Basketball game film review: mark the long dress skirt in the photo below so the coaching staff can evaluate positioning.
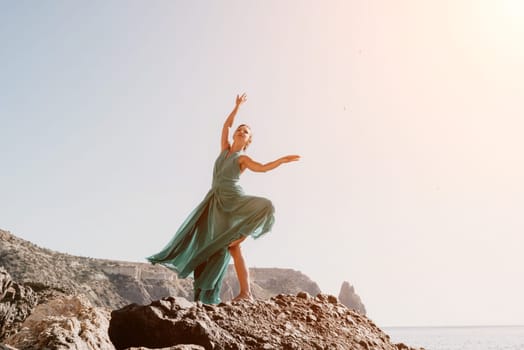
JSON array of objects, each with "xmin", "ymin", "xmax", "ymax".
[{"xmin": 147, "ymin": 149, "xmax": 275, "ymax": 304}]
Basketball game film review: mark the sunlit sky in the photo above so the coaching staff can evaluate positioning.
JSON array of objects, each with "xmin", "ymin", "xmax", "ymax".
[{"xmin": 1, "ymin": 1, "xmax": 523, "ymax": 327}]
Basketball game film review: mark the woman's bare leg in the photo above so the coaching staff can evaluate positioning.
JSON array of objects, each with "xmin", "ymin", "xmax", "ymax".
[{"xmin": 228, "ymin": 237, "xmax": 253, "ymax": 301}]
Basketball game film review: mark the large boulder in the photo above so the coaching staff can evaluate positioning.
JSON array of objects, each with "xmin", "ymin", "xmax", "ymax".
[
  {"xmin": 109, "ymin": 293, "xmax": 423, "ymax": 350},
  {"xmin": 4, "ymin": 294, "xmax": 113, "ymax": 350}
]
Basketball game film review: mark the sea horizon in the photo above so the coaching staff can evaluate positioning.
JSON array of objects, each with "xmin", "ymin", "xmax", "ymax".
[
  {"xmin": 384, "ymin": 325, "xmax": 524, "ymax": 350},
  {"xmin": 384, "ymin": 324, "xmax": 524, "ymax": 329}
]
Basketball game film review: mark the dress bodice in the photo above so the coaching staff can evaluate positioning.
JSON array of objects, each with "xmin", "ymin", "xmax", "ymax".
[{"xmin": 211, "ymin": 149, "xmax": 242, "ymax": 190}]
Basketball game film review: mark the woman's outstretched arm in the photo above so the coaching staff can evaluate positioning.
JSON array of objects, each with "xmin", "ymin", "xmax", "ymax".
[
  {"xmin": 238, "ymin": 155, "xmax": 300, "ymax": 173},
  {"xmin": 221, "ymin": 93, "xmax": 247, "ymax": 151}
]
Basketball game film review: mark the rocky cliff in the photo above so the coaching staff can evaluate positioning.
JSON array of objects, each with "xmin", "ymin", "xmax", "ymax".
[
  {"xmin": 0, "ymin": 229, "xmax": 342, "ymax": 310},
  {"xmin": 108, "ymin": 293, "xmax": 422, "ymax": 350}
]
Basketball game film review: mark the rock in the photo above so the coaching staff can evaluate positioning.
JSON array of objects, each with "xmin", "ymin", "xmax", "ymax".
[
  {"xmin": 395, "ymin": 343, "xmax": 423, "ymax": 350},
  {"xmin": 0, "ymin": 267, "xmax": 38, "ymax": 341},
  {"xmin": 0, "ymin": 267, "xmax": 11, "ymax": 301},
  {"xmin": 296, "ymin": 291, "xmax": 310, "ymax": 299},
  {"xmin": 338, "ymin": 280, "xmax": 367, "ymax": 314},
  {"xmin": 109, "ymin": 297, "xmax": 239, "ymax": 350},
  {"xmin": 327, "ymin": 294, "xmax": 339, "ymax": 303},
  {"xmin": 4, "ymin": 294, "xmax": 114, "ymax": 350},
  {"xmin": 109, "ymin": 292, "xmax": 423, "ymax": 350},
  {"xmin": 125, "ymin": 347, "xmax": 205, "ymax": 350}
]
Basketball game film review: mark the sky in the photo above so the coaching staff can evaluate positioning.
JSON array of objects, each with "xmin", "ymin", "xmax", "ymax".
[{"xmin": 1, "ymin": 0, "xmax": 523, "ymax": 327}]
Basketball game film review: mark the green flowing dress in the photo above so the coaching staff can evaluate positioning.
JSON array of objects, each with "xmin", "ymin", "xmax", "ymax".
[{"xmin": 147, "ymin": 149, "xmax": 275, "ymax": 304}]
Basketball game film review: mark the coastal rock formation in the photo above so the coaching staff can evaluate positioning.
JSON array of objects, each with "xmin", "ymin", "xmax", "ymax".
[
  {"xmin": 0, "ymin": 229, "xmax": 420, "ymax": 350},
  {"xmin": 338, "ymin": 281, "xmax": 367, "ymax": 315},
  {"xmin": 4, "ymin": 294, "xmax": 113, "ymax": 350},
  {"xmin": 109, "ymin": 293, "xmax": 423, "ymax": 350},
  {"xmin": 0, "ymin": 229, "xmax": 326, "ymax": 310}
]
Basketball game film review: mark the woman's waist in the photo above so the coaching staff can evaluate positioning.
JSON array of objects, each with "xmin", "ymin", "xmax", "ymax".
[
  {"xmin": 211, "ymin": 181, "xmax": 243, "ymax": 193},
  {"xmin": 212, "ymin": 177, "xmax": 240, "ymax": 186}
]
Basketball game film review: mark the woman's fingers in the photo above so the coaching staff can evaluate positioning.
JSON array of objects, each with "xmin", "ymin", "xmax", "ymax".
[
  {"xmin": 236, "ymin": 93, "xmax": 247, "ymax": 105},
  {"xmin": 284, "ymin": 155, "xmax": 300, "ymax": 162}
]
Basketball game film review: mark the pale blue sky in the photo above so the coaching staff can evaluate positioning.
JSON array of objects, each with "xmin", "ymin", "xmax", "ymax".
[{"xmin": 1, "ymin": 1, "xmax": 523, "ymax": 327}]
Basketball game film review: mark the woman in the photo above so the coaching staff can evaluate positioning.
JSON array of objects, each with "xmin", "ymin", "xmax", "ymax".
[{"xmin": 147, "ymin": 93, "xmax": 300, "ymax": 304}]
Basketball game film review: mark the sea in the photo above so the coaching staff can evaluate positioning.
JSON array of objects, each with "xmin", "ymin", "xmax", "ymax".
[{"xmin": 384, "ymin": 326, "xmax": 524, "ymax": 350}]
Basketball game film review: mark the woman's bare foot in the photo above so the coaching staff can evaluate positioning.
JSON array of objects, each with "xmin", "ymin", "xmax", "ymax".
[{"xmin": 232, "ymin": 292, "xmax": 254, "ymax": 302}]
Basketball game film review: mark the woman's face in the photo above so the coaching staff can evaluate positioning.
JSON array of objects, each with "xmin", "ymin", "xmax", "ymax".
[
  {"xmin": 235, "ymin": 125, "xmax": 251, "ymax": 140},
  {"xmin": 234, "ymin": 125, "xmax": 252, "ymax": 148}
]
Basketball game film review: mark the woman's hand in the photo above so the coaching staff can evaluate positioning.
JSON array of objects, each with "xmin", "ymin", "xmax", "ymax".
[
  {"xmin": 236, "ymin": 93, "xmax": 247, "ymax": 107},
  {"xmin": 280, "ymin": 155, "xmax": 301, "ymax": 163}
]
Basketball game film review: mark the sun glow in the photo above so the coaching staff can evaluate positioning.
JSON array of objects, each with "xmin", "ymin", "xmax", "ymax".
[
  {"xmin": 499, "ymin": 0, "xmax": 524, "ymax": 20},
  {"xmin": 485, "ymin": 0, "xmax": 524, "ymax": 36},
  {"xmin": 467, "ymin": 0, "xmax": 524, "ymax": 59}
]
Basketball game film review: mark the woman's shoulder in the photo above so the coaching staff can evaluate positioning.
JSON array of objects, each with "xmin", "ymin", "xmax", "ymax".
[{"xmin": 237, "ymin": 153, "xmax": 251, "ymax": 160}]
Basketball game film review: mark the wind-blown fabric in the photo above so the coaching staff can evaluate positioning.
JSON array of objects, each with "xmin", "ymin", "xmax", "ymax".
[{"xmin": 147, "ymin": 149, "xmax": 275, "ymax": 303}]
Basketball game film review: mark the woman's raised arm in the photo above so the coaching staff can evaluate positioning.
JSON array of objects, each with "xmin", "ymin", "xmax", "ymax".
[{"xmin": 221, "ymin": 93, "xmax": 247, "ymax": 151}]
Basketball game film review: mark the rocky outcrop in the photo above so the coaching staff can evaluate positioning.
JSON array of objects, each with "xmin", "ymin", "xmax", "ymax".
[
  {"xmin": 4, "ymin": 294, "xmax": 113, "ymax": 350},
  {"xmin": 109, "ymin": 293, "xmax": 423, "ymax": 350},
  {"xmin": 338, "ymin": 281, "xmax": 367, "ymax": 315},
  {"xmin": 0, "ymin": 267, "xmax": 38, "ymax": 340}
]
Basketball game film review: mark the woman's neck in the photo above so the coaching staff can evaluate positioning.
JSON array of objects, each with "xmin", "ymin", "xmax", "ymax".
[{"xmin": 229, "ymin": 142, "xmax": 244, "ymax": 153}]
